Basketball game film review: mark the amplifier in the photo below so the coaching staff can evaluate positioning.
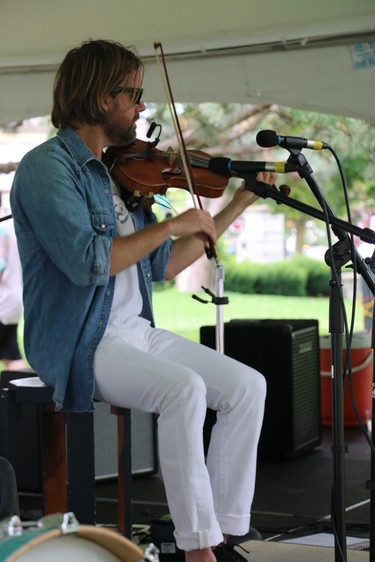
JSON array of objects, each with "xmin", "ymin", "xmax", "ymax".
[
  {"xmin": 200, "ymin": 319, "xmax": 322, "ymax": 460},
  {"xmin": 94, "ymin": 402, "xmax": 157, "ymax": 479}
]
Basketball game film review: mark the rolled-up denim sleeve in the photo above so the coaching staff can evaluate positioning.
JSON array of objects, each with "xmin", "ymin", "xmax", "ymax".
[{"xmin": 150, "ymin": 238, "xmax": 173, "ymax": 281}]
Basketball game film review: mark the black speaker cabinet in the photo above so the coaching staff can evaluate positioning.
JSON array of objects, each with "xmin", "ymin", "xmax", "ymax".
[{"xmin": 200, "ymin": 319, "xmax": 322, "ymax": 460}]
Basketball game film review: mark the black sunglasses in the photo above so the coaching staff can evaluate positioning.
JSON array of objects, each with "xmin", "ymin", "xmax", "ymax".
[{"xmin": 110, "ymin": 86, "xmax": 143, "ymax": 105}]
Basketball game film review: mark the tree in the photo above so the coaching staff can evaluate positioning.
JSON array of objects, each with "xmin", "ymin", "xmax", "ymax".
[
  {"xmin": 2, "ymin": 106, "xmax": 375, "ymax": 279},
  {"xmin": 257, "ymin": 108, "xmax": 375, "ymax": 251},
  {"xmin": 146, "ymin": 103, "xmax": 375, "ymax": 260}
]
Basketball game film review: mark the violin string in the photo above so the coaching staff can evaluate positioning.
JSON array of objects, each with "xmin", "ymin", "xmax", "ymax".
[{"xmin": 189, "ymin": 154, "xmax": 210, "ymax": 168}]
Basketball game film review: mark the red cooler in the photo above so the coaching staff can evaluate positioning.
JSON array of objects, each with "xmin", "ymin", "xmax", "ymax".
[{"xmin": 320, "ymin": 332, "xmax": 373, "ymax": 426}]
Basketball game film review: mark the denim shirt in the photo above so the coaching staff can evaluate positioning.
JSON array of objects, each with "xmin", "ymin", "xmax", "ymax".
[{"xmin": 10, "ymin": 127, "xmax": 172, "ymax": 412}]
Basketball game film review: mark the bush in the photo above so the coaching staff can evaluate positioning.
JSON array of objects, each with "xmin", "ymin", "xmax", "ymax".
[
  {"xmin": 292, "ymin": 255, "xmax": 330, "ymax": 296},
  {"xmin": 223, "ymin": 255, "xmax": 330, "ymax": 297},
  {"xmin": 256, "ymin": 260, "xmax": 307, "ymax": 296},
  {"xmin": 224, "ymin": 259, "xmax": 257, "ymax": 293}
]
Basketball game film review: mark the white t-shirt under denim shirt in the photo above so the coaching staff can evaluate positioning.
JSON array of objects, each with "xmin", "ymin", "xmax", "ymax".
[{"xmin": 104, "ymin": 180, "xmax": 151, "ymax": 345}]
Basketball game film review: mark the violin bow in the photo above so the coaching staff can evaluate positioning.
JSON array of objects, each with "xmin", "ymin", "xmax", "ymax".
[
  {"xmin": 154, "ymin": 42, "xmax": 227, "ymax": 353},
  {"xmin": 154, "ymin": 42, "xmax": 217, "ymax": 262}
]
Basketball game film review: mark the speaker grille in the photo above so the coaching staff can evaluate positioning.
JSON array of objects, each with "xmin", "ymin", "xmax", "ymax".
[{"xmin": 290, "ymin": 327, "xmax": 321, "ymax": 454}]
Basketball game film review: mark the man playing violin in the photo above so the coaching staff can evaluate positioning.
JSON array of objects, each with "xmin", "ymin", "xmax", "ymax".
[{"xmin": 10, "ymin": 40, "xmax": 278, "ymax": 562}]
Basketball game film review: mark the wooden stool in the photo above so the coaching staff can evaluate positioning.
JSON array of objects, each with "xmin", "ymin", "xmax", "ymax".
[{"xmin": 0, "ymin": 370, "xmax": 133, "ymax": 538}]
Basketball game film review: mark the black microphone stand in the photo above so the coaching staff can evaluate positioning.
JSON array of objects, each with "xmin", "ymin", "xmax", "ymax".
[
  {"xmin": 287, "ymin": 149, "xmax": 375, "ymax": 562},
  {"xmin": 241, "ymin": 165, "xmax": 375, "ymax": 562}
]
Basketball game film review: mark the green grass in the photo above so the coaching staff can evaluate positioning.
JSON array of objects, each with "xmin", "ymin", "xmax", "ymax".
[
  {"xmin": 13, "ymin": 289, "xmax": 367, "ymax": 368},
  {"xmin": 153, "ymin": 288, "xmax": 366, "ymax": 342}
]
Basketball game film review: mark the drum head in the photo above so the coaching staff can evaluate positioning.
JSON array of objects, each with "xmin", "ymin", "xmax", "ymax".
[
  {"xmin": 13, "ymin": 534, "xmax": 121, "ymax": 561},
  {"xmin": 3, "ymin": 525, "xmax": 143, "ymax": 562}
]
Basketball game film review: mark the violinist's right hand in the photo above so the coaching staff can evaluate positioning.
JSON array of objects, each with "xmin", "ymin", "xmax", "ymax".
[{"xmin": 166, "ymin": 208, "xmax": 217, "ymax": 245}]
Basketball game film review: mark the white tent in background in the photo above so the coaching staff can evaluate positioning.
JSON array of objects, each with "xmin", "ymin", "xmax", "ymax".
[{"xmin": 0, "ymin": 0, "xmax": 374, "ymax": 126}]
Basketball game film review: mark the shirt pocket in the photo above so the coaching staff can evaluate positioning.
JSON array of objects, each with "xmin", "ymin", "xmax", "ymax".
[{"xmin": 90, "ymin": 209, "xmax": 115, "ymax": 235}]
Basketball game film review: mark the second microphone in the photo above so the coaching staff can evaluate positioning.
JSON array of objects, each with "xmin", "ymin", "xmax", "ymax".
[{"xmin": 208, "ymin": 157, "xmax": 300, "ymax": 176}]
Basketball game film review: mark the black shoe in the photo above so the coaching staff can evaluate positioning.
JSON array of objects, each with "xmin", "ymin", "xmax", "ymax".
[
  {"xmin": 228, "ymin": 527, "xmax": 263, "ymax": 543},
  {"xmin": 214, "ymin": 544, "xmax": 250, "ymax": 562}
]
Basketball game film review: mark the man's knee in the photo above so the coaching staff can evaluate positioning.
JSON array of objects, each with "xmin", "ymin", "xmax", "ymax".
[{"xmin": 235, "ymin": 366, "xmax": 267, "ymax": 404}]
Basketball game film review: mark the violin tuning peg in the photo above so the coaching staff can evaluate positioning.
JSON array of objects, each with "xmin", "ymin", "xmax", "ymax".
[
  {"xmin": 279, "ymin": 184, "xmax": 291, "ymax": 197},
  {"xmin": 273, "ymin": 183, "xmax": 291, "ymax": 204}
]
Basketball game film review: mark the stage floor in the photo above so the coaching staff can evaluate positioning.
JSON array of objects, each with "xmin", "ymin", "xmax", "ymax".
[
  {"xmin": 18, "ymin": 425, "xmax": 372, "ymax": 556},
  {"xmin": 240, "ymin": 538, "xmax": 369, "ymax": 562}
]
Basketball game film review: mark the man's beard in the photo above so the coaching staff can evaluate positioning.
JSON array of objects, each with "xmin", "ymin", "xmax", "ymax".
[{"xmin": 103, "ymin": 117, "xmax": 137, "ymax": 147}]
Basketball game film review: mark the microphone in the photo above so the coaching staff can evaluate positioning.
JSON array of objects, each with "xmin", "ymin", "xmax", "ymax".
[
  {"xmin": 208, "ymin": 157, "xmax": 299, "ymax": 176},
  {"xmin": 256, "ymin": 129, "xmax": 328, "ymax": 151}
]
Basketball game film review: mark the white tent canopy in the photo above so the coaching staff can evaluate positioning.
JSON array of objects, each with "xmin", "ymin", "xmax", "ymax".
[{"xmin": 1, "ymin": 0, "xmax": 375, "ymax": 126}]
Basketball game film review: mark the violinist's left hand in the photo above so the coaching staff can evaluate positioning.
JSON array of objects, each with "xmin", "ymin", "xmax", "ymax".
[{"xmin": 231, "ymin": 171, "xmax": 279, "ymax": 212}]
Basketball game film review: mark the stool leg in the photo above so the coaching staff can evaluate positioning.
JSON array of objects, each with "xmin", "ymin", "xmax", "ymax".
[
  {"xmin": 41, "ymin": 406, "xmax": 67, "ymax": 514},
  {"xmin": 65, "ymin": 412, "xmax": 96, "ymax": 524},
  {"xmin": 111, "ymin": 406, "xmax": 132, "ymax": 538}
]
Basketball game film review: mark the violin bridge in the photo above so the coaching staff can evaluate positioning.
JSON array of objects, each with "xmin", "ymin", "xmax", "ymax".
[{"xmin": 167, "ymin": 147, "xmax": 176, "ymax": 166}]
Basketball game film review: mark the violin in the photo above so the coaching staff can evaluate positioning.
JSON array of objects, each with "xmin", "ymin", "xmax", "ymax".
[
  {"xmin": 103, "ymin": 138, "xmax": 291, "ymax": 209},
  {"xmin": 103, "ymin": 138, "xmax": 230, "ymax": 206}
]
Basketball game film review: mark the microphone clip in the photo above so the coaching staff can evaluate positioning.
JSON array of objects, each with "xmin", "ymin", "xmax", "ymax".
[
  {"xmin": 192, "ymin": 286, "xmax": 229, "ymax": 306},
  {"xmin": 146, "ymin": 121, "xmax": 162, "ymax": 148}
]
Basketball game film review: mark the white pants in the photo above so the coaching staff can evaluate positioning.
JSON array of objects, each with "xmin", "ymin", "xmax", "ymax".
[{"xmin": 94, "ymin": 326, "xmax": 266, "ymax": 551}]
